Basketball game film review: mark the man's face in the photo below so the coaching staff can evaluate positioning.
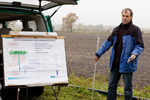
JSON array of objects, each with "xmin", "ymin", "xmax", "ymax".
[{"xmin": 122, "ymin": 10, "xmax": 132, "ymax": 24}]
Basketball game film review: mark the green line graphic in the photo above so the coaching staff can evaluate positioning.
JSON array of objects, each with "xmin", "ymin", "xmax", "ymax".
[
  {"xmin": 9, "ymin": 50, "xmax": 28, "ymax": 71},
  {"xmin": 9, "ymin": 50, "xmax": 28, "ymax": 55},
  {"xmin": 18, "ymin": 54, "xmax": 20, "ymax": 71}
]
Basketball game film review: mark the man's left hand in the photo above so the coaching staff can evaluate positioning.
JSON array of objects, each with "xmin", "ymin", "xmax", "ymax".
[{"xmin": 130, "ymin": 54, "xmax": 136, "ymax": 62}]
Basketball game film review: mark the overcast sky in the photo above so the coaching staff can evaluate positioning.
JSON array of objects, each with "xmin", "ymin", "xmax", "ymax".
[
  {"xmin": 1, "ymin": 0, "xmax": 150, "ymax": 28},
  {"xmin": 43, "ymin": 0, "xmax": 150, "ymax": 28}
]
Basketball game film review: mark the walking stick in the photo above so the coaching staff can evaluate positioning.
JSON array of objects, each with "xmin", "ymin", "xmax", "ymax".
[{"xmin": 91, "ymin": 33, "xmax": 100, "ymax": 100}]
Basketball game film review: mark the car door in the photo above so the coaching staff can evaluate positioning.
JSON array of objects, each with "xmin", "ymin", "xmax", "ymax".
[{"xmin": 0, "ymin": 0, "xmax": 77, "ymax": 11}]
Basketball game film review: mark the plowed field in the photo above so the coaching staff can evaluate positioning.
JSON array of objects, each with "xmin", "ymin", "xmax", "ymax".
[{"xmin": 58, "ymin": 32, "xmax": 150, "ymax": 89}]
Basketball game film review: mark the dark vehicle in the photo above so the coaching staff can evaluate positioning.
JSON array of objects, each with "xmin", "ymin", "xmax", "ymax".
[{"xmin": 0, "ymin": 0, "xmax": 77, "ymax": 99}]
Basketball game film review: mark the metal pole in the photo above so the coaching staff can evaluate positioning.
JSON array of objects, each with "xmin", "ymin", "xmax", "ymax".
[
  {"xmin": 46, "ymin": 6, "xmax": 62, "ymax": 22},
  {"xmin": 38, "ymin": 0, "xmax": 42, "ymax": 14},
  {"xmin": 53, "ymin": 86, "xmax": 58, "ymax": 100},
  {"xmin": 17, "ymin": 88, "xmax": 20, "ymax": 100},
  {"xmin": 91, "ymin": 33, "xmax": 100, "ymax": 100}
]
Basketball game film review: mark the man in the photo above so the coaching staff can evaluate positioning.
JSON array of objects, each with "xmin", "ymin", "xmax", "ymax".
[{"xmin": 94, "ymin": 8, "xmax": 144, "ymax": 100}]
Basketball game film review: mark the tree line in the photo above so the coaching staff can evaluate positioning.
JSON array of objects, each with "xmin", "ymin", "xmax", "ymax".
[{"xmin": 59, "ymin": 13, "xmax": 114, "ymax": 32}]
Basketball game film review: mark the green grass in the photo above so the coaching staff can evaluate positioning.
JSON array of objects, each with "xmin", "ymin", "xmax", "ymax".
[{"xmin": 30, "ymin": 73, "xmax": 150, "ymax": 100}]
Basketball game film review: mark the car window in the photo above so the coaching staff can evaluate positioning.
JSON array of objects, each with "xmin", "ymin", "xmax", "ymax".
[
  {"xmin": 0, "ymin": 23, "xmax": 2, "ymax": 28},
  {"xmin": 6, "ymin": 20, "xmax": 37, "ymax": 32},
  {"xmin": 6, "ymin": 20, "xmax": 22, "ymax": 31},
  {"xmin": 28, "ymin": 21, "xmax": 37, "ymax": 31}
]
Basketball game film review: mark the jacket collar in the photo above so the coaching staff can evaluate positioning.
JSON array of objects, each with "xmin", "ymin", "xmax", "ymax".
[{"xmin": 114, "ymin": 20, "xmax": 133, "ymax": 35}]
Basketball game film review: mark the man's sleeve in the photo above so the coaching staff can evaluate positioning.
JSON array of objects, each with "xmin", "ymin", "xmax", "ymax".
[
  {"xmin": 131, "ymin": 27, "xmax": 145, "ymax": 56},
  {"xmin": 95, "ymin": 31, "xmax": 115, "ymax": 58}
]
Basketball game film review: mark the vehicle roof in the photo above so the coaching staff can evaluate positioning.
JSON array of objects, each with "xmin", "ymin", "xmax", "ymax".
[{"xmin": 0, "ymin": 0, "xmax": 77, "ymax": 11}]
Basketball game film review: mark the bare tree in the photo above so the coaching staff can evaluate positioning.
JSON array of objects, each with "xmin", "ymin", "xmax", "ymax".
[{"xmin": 62, "ymin": 13, "xmax": 78, "ymax": 32}]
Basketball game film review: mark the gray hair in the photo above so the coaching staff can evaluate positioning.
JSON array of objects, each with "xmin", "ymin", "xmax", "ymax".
[{"xmin": 122, "ymin": 8, "xmax": 133, "ymax": 17}]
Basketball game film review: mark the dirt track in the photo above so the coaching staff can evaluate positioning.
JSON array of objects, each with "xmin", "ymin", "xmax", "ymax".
[{"xmin": 58, "ymin": 32, "xmax": 150, "ymax": 89}]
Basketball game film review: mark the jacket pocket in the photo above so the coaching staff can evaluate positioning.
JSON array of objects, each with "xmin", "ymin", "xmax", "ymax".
[{"xmin": 123, "ymin": 57, "xmax": 134, "ymax": 71}]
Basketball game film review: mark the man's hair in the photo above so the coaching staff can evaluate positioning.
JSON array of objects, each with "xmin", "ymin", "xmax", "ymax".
[{"xmin": 122, "ymin": 8, "xmax": 133, "ymax": 17}]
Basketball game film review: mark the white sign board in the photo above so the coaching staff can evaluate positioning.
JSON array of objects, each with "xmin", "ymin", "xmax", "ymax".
[{"xmin": 2, "ymin": 37, "xmax": 68, "ymax": 87}]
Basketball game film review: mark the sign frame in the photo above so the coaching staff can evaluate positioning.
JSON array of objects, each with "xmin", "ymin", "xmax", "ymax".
[{"xmin": 2, "ymin": 35, "xmax": 68, "ymax": 88}]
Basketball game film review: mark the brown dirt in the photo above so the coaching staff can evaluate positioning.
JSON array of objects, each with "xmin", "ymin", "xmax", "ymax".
[{"xmin": 58, "ymin": 32, "xmax": 150, "ymax": 89}]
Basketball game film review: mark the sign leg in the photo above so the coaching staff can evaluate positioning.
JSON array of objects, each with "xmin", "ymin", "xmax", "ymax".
[
  {"xmin": 17, "ymin": 88, "xmax": 20, "ymax": 100},
  {"xmin": 53, "ymin": 86, "xmax": 57, "ymax": 100}
]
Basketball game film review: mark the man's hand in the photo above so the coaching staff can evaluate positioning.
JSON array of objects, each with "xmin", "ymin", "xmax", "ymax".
[
  {"xmin": 130, "ymin": 54, "xmax": 136, "ymax": 61},
  {"xmin": 94, "ymin": 56, "xmax": 99, "ymax": 63},
  {"xmin": 127, "ymin": 54, "xmax": 136, "ymax": 63}
]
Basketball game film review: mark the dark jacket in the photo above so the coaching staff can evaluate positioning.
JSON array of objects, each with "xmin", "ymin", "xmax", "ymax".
[{"xmin": 95, "ymin": 22, "xmax": 144, "ymax": 73}]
